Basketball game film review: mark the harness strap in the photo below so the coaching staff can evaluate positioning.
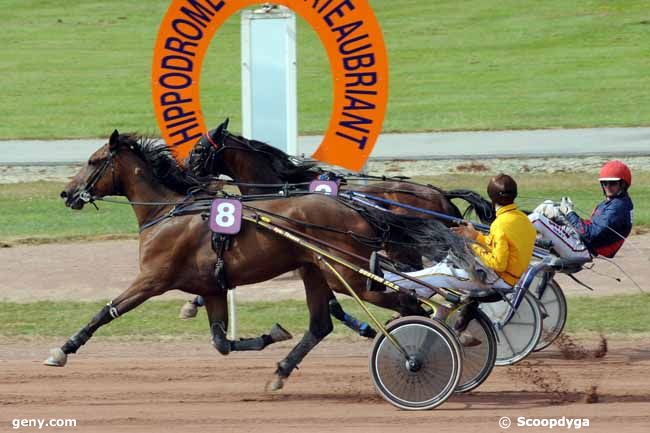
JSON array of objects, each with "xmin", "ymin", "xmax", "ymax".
[
  {"xmin": 211, "ymin": 233, "xmax": 231, "ymax": 290},
  {"xmin": 204, "ymin": 133, "xmax": 221, "ymax": 150}
]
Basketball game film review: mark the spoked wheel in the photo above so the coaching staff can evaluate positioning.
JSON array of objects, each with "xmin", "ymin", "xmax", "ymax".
[
  {"xmin": 533, "ymin": 279, "xmax": 567, "ymax": 352},
  {"xmin": 479, "ymin": 291, "xmax": 543, "ymax": 366},
  {"xmin": 370, "ymin": 316, "xmax": 462, "ymax": 410},
  {"xmin": 449, "ymin": 307, "xmax": 497, "ymax": 393}
]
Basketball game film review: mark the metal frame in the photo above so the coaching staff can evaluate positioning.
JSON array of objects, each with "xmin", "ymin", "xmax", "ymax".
[{"xmin": 242, "ymin": 213, "xmax": 469, "ymax": 358}]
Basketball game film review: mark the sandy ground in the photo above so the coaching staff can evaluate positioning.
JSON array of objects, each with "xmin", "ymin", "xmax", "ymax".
[
  {"xmin": 1, "ymin": 235, "xmax": 650, "ymax": 432},
  {"xmin": 1, "ymin": 234, "xmax": 648, "ymax": 303},
  {"xmin": 1, "ymin": 339, "xmax": 649, "ymax": 433}
]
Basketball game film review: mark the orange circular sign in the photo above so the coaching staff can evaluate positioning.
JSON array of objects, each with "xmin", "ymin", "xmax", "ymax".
[{"xmin": 152, "ymin": 0, "xmax": 388, "ymax": 171}]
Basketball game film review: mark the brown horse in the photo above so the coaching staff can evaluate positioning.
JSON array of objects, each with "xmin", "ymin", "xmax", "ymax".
[{"xmin": 48, "ymin": 131, "xmax": 472, "ymax": 391}]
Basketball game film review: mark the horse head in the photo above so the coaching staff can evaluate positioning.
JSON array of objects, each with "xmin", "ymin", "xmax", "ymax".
[
  {"xmin": 187, "ymin": 119, "xmax": 321, "ymax": 190},
  {"xmin": 61, "ymin": 130, "xmax": 126, "ymax": 209},
  {"xmin": 62, "ymin": 130, "xmax": 198, "ymax": 210},
  {"xmin": 187, "ymin": 118, "xmax": 230, "ymax": 178}
]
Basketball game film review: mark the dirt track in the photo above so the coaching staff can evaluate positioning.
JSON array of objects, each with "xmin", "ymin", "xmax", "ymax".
[
  {"xmin": 2, "ymin": 235, "xmax": 650, "ymax": 432},
  {"xmin": 1, "ymin": 339, "xmax": 649, "ymax": 433}
]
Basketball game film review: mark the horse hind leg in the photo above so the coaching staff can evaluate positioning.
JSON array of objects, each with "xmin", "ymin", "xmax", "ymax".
[
  {"xmin": 328, "ymin": 296, "xmax": 376, "ymax": 339},
  {"xmin": 267, "ymin": 265, "xmax": 334, "ymax": 392},
  {"xmin": 203, "ymin": 294, "xmax": 292, "ymax": 356}
]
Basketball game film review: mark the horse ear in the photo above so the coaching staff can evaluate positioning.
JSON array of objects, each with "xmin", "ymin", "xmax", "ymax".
[
  {"xmin": 208, "ymin": 118, "xmax": 229, "ymax": 144},
  {"xmin": 109, "ymin": 129, "xmax": 120, "ymax": 150}
]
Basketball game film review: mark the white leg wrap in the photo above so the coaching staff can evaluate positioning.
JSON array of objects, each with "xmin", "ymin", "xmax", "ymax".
[{"xmin": 107, "ymin": 303, "xmax": 121, "ymax": 319}]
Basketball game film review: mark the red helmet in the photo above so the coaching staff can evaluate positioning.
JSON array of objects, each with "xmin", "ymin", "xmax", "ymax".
[{"xmin": 599, "ymin": 160, "xmax": 632, "ymax": 187}]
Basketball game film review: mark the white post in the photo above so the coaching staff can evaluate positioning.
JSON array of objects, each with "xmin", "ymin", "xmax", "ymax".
[
  {"xmin": 241, "ymin": 5, "xmax": 297, "ymax": 155},
  {"xmin": 227, "ymin": 290, "xmax": 237, "ymax": 340},
  {"xmin": 232, "ymin": 5, "xmax": 298, "ymax": 339}
]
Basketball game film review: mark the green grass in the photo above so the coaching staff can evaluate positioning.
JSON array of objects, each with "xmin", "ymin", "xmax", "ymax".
[
  {"xmin": 2, "ymin": 172, "xmax": 648, "ymax": 243},
  {"xmin": 564, "ymin": 294, "xmax": 650, "ymax": 335},
  {"xmin": 2, "ymin": 0, "xmax": 649, "ymax": 139},
  {"xmin": 0, "ymin": 299, "xmax": 393, "ymax": 339},
  {"xmin": 1, "ymin": 294, "xmax": 648, "ymax": 338},
  {"xmin": 0, "ymin": 182, "xmax": 137, "ymax": 242}
]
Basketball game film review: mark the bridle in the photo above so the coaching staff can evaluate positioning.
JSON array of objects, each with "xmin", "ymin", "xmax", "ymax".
[
  {"xmin": 76, "ymin": 147, "xmax": 118, "ymax": 205},
  {"xmin": 202, "ymin": 130, "xmax": 262, "ymax": 156},
  {"xmin": 199, "ymin": 130, "xmax": 300, "ymax": 173},
  {"xmin": 196, "ymin": 131, "xmax": 254, "ymax": 178}
]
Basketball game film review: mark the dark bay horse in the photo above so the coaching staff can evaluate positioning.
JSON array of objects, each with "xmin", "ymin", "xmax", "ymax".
[
  {"xmin": 188, "ymin": 119, "xmax": 494, "ymax": 269},
  {"xmin": 48, "ymin": 131, "xmax": 473, "ymax": 391}
]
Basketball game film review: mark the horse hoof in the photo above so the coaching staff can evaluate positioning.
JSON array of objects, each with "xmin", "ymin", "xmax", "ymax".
[
  {"xmin": 43, "ymin": 348, "xmax": 67, "ymax": 367},
  {"xmin": 179, "ymin": 301, "xmax": 198, "ymax": 319},
  {"xmin": 265, "ymin": 376, "xmax": 285, "ymax": 392},
  {"xmin": 269, "ymin": 323, "xmax": 292, "ymax": 343}
]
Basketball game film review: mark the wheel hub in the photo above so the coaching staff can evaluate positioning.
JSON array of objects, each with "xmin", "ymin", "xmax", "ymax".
[{"xmin": 405, "ymin": 356, "xmax": 422, "ymax": 372}]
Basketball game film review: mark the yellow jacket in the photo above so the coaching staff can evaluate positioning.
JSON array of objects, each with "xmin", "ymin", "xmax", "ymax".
[{"xmin": 472, "ymin": 203, "xmax": 536, "ymax": 286}]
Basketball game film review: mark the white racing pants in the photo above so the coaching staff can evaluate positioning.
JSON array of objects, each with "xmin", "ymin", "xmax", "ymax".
[{"xmin": 383, "ymin": 257, "xmax": 512, "ymax": 299}]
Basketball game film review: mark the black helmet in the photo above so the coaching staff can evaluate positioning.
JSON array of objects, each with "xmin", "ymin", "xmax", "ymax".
[{"xmin": 487, "ymin": 173, "xmax": 517, "ymax": 206}]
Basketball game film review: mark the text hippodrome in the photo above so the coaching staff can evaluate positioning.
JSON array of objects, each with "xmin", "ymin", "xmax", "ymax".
[{"xmin": 157, "ymin": 0, "xmax": 381, "ymax": 150}]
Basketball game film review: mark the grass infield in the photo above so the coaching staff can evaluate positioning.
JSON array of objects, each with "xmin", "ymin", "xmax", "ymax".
[
  {"xmin": 2, "ymin": 0, "xmax": 649, "ymax": 139},
  {"xmin": 1, "ymin": 294, "xmax": 648, "ymax": 338}
]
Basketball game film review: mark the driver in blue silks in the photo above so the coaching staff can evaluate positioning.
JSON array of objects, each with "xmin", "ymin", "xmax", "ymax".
[{"xmin": 532, "ymin": 160, "xmax": 634, "ymax": 260}]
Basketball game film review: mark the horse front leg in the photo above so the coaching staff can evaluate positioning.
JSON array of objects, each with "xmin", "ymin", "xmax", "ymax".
[
  {"xmin": 267, "ymin": 264, "xmax": 334, "ymax": 392},
  {"xmin": 203, "ymin": 293, "xmax": 292, "ymax": 356},
  {"xmin": 43, "ymin": 274, "xmax": 164, "ymax": 367}
]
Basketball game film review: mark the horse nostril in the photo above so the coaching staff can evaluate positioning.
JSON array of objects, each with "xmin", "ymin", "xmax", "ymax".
[{"xmin": 60, "ymin": 191, "xmax": 68, "ymax": 199}]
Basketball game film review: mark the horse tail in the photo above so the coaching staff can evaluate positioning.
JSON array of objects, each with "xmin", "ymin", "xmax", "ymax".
[
  {"xmin": 443, "ymin": 189, "xmax": 495, "ymax": 224},
  {"xmin": 351, "ymin": 201, "xmax": 476, "ymax": 268}
]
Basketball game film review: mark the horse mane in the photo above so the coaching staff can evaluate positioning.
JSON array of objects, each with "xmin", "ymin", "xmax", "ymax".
[
  {"xmin": 187, "ymin": 136, "xmax": 216, "ymax": 179},
  {"xmin": 117, "ymin": 134, "xmax": 200, "ymax": 195},
  {"xmin": 228, "ymin": 132, "xmax": 323, "ymax": 183},
  {"xmin": 186, "ymin": 118, "xmax": 322, "ymax": 183}
]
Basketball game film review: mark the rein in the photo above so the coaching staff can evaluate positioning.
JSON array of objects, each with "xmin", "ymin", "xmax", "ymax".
[
  {"xmin": 242, "ymin": 202, "xmax": 384, "ymax": 249},
  {"xmin": 195, "ymin": 176, "xmax": 442, "ymax": 202},
  {"xmin": 88, "ymin": 191, "xmax": 379, "ymax": 243}
]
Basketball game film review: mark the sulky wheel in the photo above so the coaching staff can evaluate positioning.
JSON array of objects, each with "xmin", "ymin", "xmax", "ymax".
[
  {"xmin": 450, "ymin": 307, "xmax": 497, "ymax": 393},
  {"xmin": 479, "ymin": 291, "xmax": 543, "ymax": 366},
  {"xmin": 369, "ymin": 316, "xmax": 462, "ymax": 410},
  {"xmin": 533, "ymin": 278, "xmax": 567, "ymax": 352}
]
